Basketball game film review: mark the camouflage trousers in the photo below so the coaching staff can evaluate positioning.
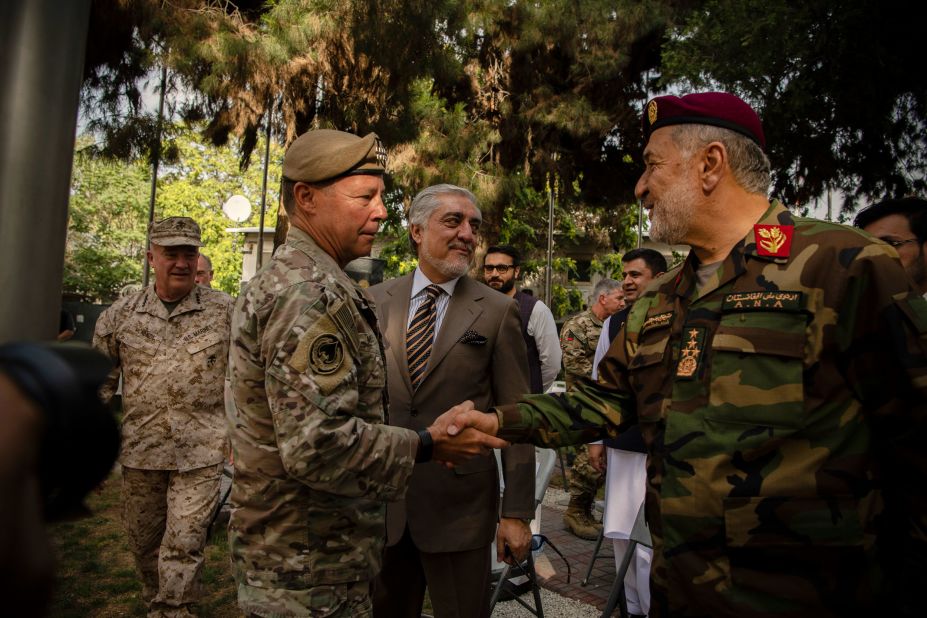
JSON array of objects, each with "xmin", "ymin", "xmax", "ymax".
[
  {"xmin": 242, "ymin": 580, "xmax": 372, "ymax": 618},
  {"xmin": 122, "ymin": 464, "xmax": 222, "ymax": 618},
  {"xmin": 568, "ymin": 445, "xmax": 604, "ymax": 504}
]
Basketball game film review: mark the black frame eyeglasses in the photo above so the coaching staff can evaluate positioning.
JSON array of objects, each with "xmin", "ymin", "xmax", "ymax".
[{"xmin": 483, "ymin": 264, "xmax": 514, "ymax": 274}]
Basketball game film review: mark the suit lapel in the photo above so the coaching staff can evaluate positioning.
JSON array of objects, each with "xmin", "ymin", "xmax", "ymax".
[
  {"xmin": 420, "ymin": 277, "xmax": 483, "ymax": 386},
  {"xmin": 383, "ymin": 275, "xmax": 415, "ymax": 394}
]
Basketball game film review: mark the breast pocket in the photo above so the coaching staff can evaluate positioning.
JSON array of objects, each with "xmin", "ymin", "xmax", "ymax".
[
  {"xmin": 120, "ymin": 332, "xmax": 160, "ymax": 361},
  {"xmin": 627, "ymin": 326, "xmax": 671, "ymax": 422},
  {"xmin": 708, "ymin": 311, "xmax": 807, "ymax": 430},
  {"xmin": 186, "ymin": 332, "xmax": 226, "ymax": 371}
]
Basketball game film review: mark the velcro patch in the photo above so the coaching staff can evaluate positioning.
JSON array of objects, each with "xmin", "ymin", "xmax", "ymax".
[
  {"xmin": 722, "ymin": 291, "xmax": 803, "ymax": 311},
  {"xmin": 676, "ymin": 326, "xmax": 706, "ymax": 380},
  {"xmin": 288, "ymin": 312, "xmax": 354, "ymax": 395},
  {"xmin": 641, "ymin": 312, "xmax": 673, "ymax": 333},
  {"xmin": 330, "ymin": 298, "xmax": 361, "ymax": 358}
]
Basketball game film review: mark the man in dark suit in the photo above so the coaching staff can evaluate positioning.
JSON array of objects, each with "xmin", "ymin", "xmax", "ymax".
[{"xmin": 369, "ymin": 184, "xmax": 536, "ymax": 618}]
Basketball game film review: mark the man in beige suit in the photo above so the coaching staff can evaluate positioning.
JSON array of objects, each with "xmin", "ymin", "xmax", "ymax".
[{"xmin": 369, "ymin": 184, "xmax": 536, "ymax": 618}]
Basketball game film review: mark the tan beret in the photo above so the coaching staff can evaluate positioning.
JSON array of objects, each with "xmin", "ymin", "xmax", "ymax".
[
  {"xmin": 148, "ymin": 216, "xmax": 203, "ymax": 247},
  {"xmin": 283, "ymin": 129, "xmax": 386, "ymax": 183}
]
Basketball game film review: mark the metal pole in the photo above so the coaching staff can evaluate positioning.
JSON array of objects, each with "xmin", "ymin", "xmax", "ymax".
[
  {"xmin": 0, "ymin": 0, "xmax": 91, "ymax": 342},
  {"xmin": 545, "ymin": 178, "xmax": 554, "ymax": 307},
  {"xmin": 637, "ymin": 199, "xmax": 643, "ymax": 248},
  {"xmin": 257, "ymin": 99, "xmax": 273, "ymax": 270},
  {"xmin": 142, "ymin": 63, "xmax": 168, "ymax": 287}
]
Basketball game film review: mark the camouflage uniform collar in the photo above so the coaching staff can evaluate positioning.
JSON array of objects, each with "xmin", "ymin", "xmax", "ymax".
[
  {"xmin": 286, "ymin": 225, "xmax": 366, "ymax": 300},
  {"xmin": 136, "ymin": 284, "xmax": 202, "ymax": 319},
  {"xmin": 584, "ymin": 308, "xmax": 604, "ymax": 327},
  {"xmin": 673, "ymin": 200, "xmax": 791, "ymax": 301}
]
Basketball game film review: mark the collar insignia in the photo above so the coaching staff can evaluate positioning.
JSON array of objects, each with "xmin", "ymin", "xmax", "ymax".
[{"xmin": 754, "ymin": 224, "xmax": 794, "ymax": 258}]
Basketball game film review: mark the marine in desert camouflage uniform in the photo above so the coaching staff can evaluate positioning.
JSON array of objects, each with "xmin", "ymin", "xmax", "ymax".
[
  {"xmin": 227, "ymin": 130, "xmax": 506, "ymax": 618},
  {"xmin": 559, "ymin": 278, "xmax": 623, "ymax": 539},
  {"xmin": 448, "ymin": 93, "xmax": 927, "ymax": 617},
  {"xmin": 94, "ymin": 217, "xmax": 232, "ymax": 617}
]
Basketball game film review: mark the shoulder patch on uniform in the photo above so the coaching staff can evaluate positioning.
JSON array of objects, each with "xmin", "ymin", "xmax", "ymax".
[
  {"xmin": 288, "ymin": 311, "xmax": 354, "ymax": 395},
  {"xmin": 722, "ymin": 291, "xmax": 803, "ymax": 311},
  {"xmin": 641, "ymin": 312, "xmax": 673, "ymax": 333},
  {"xmin": 676, "ymin": 326, "xmax": 706, "ymax": 380},
  {"xmin": 754, "ymin": 224, "xmax": 794, "ymax": 257},
  {"xmin": 329, "ymin": 298, "xmax": 360, "ymax": 358}
]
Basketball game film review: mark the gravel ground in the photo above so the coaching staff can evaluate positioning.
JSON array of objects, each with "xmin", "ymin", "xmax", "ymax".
[
  {"xmin": 491, "ymin": 587, "xmax": 601, "ymax": 617},
  {"xmin": 489, "ymin": 486, "xmax": 602, "ymax": 617}
]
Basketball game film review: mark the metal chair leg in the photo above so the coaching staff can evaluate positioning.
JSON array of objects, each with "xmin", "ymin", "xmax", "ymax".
[
  {"xmin": 601, "ymin": 539, "xmax": 638, "ymax": 618},
  {"xmin": 581, "ymin": 526, "xmax": 606, "ymax": 586}
]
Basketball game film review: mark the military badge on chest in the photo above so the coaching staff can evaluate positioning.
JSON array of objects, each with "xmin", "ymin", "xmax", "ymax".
[{"xmin": 676, "ymin": 326, "xmax": 706, "ymax": 379}]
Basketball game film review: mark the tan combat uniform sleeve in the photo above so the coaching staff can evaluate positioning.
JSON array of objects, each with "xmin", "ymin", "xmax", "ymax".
[
  {"xmin": 91, "ymin": 304, "xmax": 121, "ymax": 404},
  {"xmin": 262, "ymin": 288, "xmax": 417, "ymax": 500}
]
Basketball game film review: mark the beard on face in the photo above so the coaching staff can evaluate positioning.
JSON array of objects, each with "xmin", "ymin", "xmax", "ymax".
[
  {"xmin": 648, "ymin": 178, "xmax": 699, "ymax": 245},
  {"xmin": 489, "ymin": 277, "xmax": 515, "ymax": 294},
  {"xmin": 421, "ymin": 239, "xmax": 472, "ymax": 279}
]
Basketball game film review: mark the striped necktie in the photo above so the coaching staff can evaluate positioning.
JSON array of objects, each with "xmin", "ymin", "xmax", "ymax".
[{"xmin": 407, "ymin": 284, "xmax": 442, "ymax": 390}]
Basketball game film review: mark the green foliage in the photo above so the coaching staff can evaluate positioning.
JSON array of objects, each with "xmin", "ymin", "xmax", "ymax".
[
  {"xmin": 156, "ymin": 127, "xmax": 283, "ymax": 295},
  {"xmin": 551, "ymin": 284, "xmax": 585, "ymax": 319},
  {"xmin": 590, "ymin": 253, "xmax": 624, "ymax": 279},
  {"xmin": 64, "ymin": 142, "xmax": 150, "ymax": 301},
  {"xmin": 66, "ymin": 126, "xmax": 284, "ymax": 301},
  {"xmin": 662, "ymin": 0, "xmax": 927, "ymax": 208}
]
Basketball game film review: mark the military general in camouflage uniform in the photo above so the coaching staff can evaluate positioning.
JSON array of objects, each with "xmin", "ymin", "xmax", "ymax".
[
  {"xmin": 446, "ymin": 92, "xmax": 927, "ymax": 617},
  {"xmin": 559, "ymin": 278, "xmax": 622, "ymax": 539},
  {"xmin": 93, "ymin": 217, "xmax": 233, "ymax": 617},
  {"xmin": 226, "ymin": 130, "xmax": 506, "ymax": 618}
]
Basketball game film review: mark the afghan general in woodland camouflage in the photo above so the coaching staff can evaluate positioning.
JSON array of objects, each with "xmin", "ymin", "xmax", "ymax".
[{"xmin": 446, "ymin": 93, "xmax": 927, "ymax": 617}]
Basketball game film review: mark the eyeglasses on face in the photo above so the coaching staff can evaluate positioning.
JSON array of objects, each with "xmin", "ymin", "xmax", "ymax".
[
  {"xmin": 880, "ymin": 237, "xmax": 919, "ymax": 248},
  {"xmin": 483, "ymin": 264, "xmax": 514, "ymax": 274}
]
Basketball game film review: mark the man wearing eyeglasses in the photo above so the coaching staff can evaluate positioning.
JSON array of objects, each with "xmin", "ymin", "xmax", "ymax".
[
  {"xmin": 483, "ymin": 245, "xmax": 562, "ymax": 394},
  {"xmin": 854, "ymin": 197, "xmax": 927, "ymax": 296}
]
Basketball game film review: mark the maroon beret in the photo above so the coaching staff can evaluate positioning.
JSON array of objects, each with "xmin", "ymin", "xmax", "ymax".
[{"xmin": 642, "ymin": 92, "xmax": 765, "ymax": 150}]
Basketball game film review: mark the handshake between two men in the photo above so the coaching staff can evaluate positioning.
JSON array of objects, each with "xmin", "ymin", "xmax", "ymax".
[{"xmin": 424, "ymin": 401, "xmax": 502, "ymax": 467}]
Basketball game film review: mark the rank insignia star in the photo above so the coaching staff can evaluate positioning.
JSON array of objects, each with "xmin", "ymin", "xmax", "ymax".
[{"xmin": 754, "ymin": 224, "xmax": 794, "ymax": 258}]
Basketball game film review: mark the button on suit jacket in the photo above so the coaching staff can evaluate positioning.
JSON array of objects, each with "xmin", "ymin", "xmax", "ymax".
[{"xmin": 369, "ymin": 274, "xmax": 536, "ymax": 553}]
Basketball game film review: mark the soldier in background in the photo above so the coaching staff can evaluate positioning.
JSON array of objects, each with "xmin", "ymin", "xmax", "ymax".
[
  {"xmin": 194, "ymin": 253, "xmax": 214, "ymax": 288},
  {"xmin": 227, "ymin": 131, "xmax": 505, "ymax": 617},
  {"xmin": 446, "ymin": 92, "xmax": 927, "ymax": 617},
  {"xmin": 93, "ymin": 217, "xmax": 233, "ymax": 617},
  {"xmin": 853, "ymin": 196, "xmax": 927, "ymax": 296},
  {"xmin": 558, "ymin": 278, "xmax": 622, "ymax": 539}
]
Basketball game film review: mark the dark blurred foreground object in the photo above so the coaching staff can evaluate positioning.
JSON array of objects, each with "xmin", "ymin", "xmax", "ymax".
[
  {"xmin": 0, "ymin": 342, "xmax": 120, "ymax": 519},
  {"xmin": 0, "ymin": 342, "xmax": 119, "ymax": 616}
]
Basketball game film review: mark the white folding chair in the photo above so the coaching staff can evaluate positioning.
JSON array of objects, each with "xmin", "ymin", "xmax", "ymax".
[
  {"xmin": 601, "ymin": 502, "xmax": 651, "ymax": 618},
  {"xmin": 489, "ymin": 448, "xmax": 568, "ymax": 616}
]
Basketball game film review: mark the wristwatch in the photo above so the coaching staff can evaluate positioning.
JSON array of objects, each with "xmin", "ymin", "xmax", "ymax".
[{"xmin": 415, "ymin": 428, "xmax": 433, "ymax": 463}]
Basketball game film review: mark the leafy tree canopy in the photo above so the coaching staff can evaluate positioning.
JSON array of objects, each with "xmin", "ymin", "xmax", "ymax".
[{"xmin": 661, "ymin": 0, "xmax": 926, "ymax": 208}]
